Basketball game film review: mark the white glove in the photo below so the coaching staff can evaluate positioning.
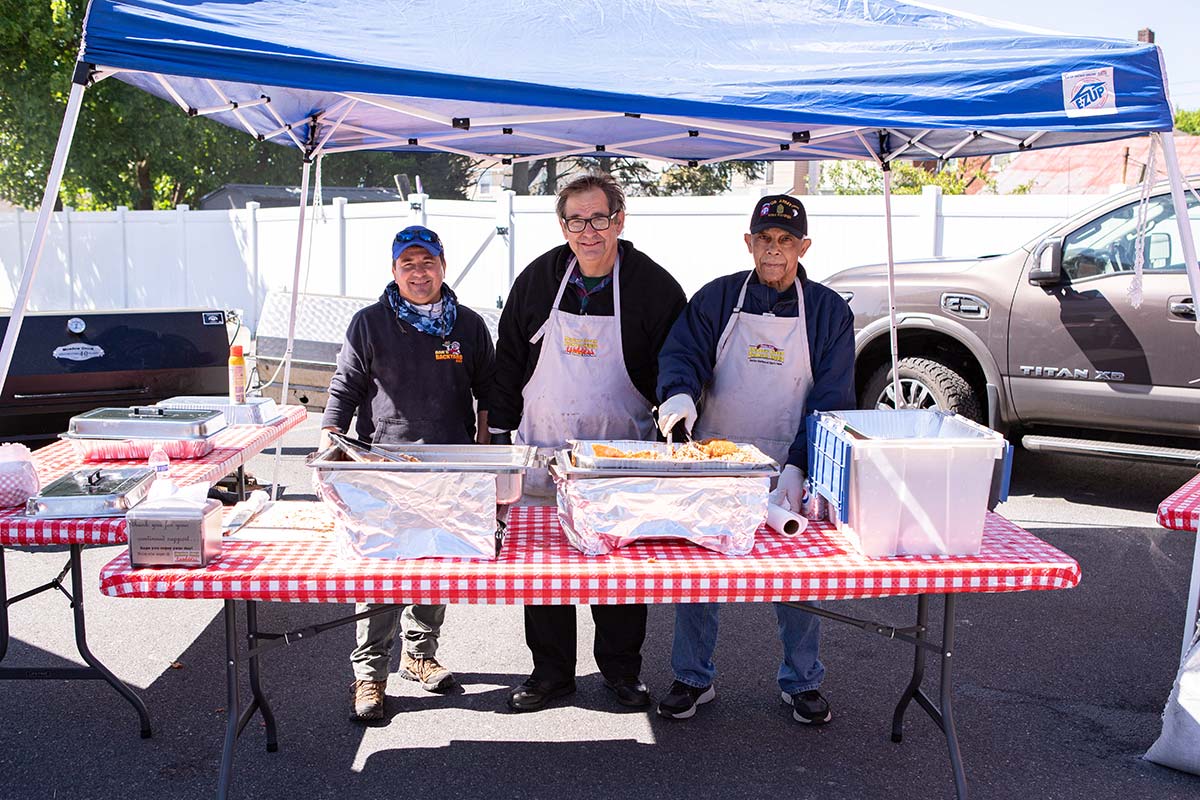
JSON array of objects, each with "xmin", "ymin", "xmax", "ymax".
[
  {"xmin": 778, "ymin": 465, "xmax": 806, "ymax": 513},
  {"xmin": 657, "ymin": 393, "xmax": 698, "ymax": 437},
  {"xmin": 318, "ymin": 427, "xmax": 340, "ymax": 452}
]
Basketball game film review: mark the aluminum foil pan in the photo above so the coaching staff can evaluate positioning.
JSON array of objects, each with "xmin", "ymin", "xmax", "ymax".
[
  {"xmin": 550, "ymin": 460, "xmax": 768, "ymax": 556},
  {"xmin": 315, "ymin": 469, "xmax": 501, "ymax": 560},
  {"xmin": 570, "ymin": 439, "xmax": 776, "ymax": 472}
]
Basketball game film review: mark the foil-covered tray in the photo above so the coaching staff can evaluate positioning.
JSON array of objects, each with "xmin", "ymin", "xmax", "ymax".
[
  {"xmin": 569, "ymin": 439, "xmax": 776, "ymax": 473},
  {"xmin": 25, "ymin": 466, "xmax": 155, "ymax": 519},
  {"xmin": 558, "ymin": 446, "xmax": 777, "ymax": 478}
]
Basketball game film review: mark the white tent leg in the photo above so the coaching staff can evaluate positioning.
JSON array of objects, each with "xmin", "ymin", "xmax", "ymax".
[
  {"xmin": 882, "ymin": 167, "xmax": 902, "ymax": 406},
  {"xmin": 270, "ymin": 159, "xmax": 313, "ymax": 499},
  {"xmin": 0, "ymin": 79, "xmax": 87, "ymax": 395},
  {"xmin": 1161, "ymin": 132, "xmax": 1200, "ymax": 663}
]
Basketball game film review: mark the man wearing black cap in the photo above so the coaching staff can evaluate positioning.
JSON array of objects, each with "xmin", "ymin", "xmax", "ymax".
[
  {"xmin": 654, "ymin": 194, "xmax": 855, "ymax": 723},
  {"xmin": 322, "ymin": 224, "xmax": 495, "ymax": 722}
]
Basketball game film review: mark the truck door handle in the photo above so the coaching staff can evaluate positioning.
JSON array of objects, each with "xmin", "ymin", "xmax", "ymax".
[{"xmin": 1170, "ymin": 300, "xmax": 1195, "ymax": 318}]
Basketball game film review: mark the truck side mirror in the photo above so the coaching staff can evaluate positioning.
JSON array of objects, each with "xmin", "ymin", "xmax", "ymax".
[
  {"xmin": 1029, "ymin": 237, "xmax": 1063, "ymax": 285},
  {"xmin": 1146, "ymin": 232, "xmax": 1172, "ymax": 269}
]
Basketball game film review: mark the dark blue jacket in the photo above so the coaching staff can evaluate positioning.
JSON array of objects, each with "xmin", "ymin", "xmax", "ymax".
[{"xmin": 657, "ymin": 265, "xmax": 855, "ymax": 471}]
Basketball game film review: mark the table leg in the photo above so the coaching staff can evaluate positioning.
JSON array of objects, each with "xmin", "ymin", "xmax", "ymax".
[
  {"xmin": 244, "ymin": 601, "xmax": 278, "ymax": 752},
  {"xmin": 890, "ymin": 594, "xmax": 967, "ymax": 800},
  {"xmin": 0, "ymin": 546, "xmax": 8, "ymax": 665},
  {"xmin": 236, "ymin": 466, "xmax": 247, "ymax": 502},
  {"xmin": 68, "ymin": 545, "xmax": 152, "ymax": 738},
  {"xmin": 218, "ymin": 600, "xmax": 241, "ymax": 800}
]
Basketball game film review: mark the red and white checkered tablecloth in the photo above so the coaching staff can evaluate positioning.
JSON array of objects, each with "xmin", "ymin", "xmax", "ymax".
[
  {"xmin": 98, "ymin": 503, "xmax": 1081, "ymax": 605},
  {"xmin": 0, "ymin": 405, "xmax": 307, "ymax": 547},
  {"xmin": 1158, "ymin": 472, "xmax": 1200, "ymax": 532}
]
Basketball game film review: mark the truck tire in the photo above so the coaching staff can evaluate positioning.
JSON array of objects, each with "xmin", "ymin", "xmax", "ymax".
[{"xmin": 861, "ymin": 357, "xmax": 983, "ymax": 422}]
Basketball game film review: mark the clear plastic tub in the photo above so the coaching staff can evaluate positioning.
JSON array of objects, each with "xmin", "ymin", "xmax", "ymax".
[{"xmin": 808, "ymin": 410, "xmax": 1012, "ymax": 557}]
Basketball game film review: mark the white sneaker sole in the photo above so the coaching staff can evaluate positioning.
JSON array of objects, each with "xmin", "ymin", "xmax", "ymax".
[
  {"xmin": 657, "ymin": 685, "xmax": 716, "ymax": 719},
  {"xmin": 780, "ymin": 690, "xmax": 832, "ymax": 724}
]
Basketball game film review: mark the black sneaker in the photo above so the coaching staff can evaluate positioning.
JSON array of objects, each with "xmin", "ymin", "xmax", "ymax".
[
  {"xmin": 781, "ymin": 689, "xmax": 832, "ymax": 725},
  {"xmin": 656, "ymin": 680, "xmax": 715, "ymax": 719}
]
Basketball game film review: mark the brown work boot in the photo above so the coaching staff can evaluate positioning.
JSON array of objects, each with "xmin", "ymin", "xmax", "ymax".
[
  {"xmin": 350, "ymin": 679, "xmax": 386, "ymax": 721},
  {"xmin": 399, "ymin": 652, "xmax": 455, "ymax": 692}
]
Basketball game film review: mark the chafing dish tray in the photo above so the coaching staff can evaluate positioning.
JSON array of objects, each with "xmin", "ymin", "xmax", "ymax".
[
  {"xmin": 67, "ymin": 406, "xmax": 228, "ymax": 439},
  {"xmin": 568, "ymin": 439, "xmax": 777, "ymax": 473},
  {"xmin": 25, "ymin": 466, "xmax": 154, "ymax": 518},
  {"xmin": 156, "ymin": 395, "xmax": 282, "ymax": 426},
  {"xmin": 560, "ymin": 443, "xmax": 778, "ymax": 478},
  {"xmin": 309, "ymin": 442, "xmax": 536, "ymax": 560}
]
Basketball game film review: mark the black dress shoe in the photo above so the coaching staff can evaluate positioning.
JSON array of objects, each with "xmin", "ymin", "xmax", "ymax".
[
  {"xmin": 507, "ymin": 677, "xmax": 576, "ymax": 712},
  {"xmin": 603, "ymin": 677, "xmax": 651, "ymax": 708}
]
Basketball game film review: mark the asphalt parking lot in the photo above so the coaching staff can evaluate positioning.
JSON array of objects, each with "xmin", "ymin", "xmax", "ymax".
[{"xmin": 2, "ymin": 412, "xmax": 1198, "ymax": 800}]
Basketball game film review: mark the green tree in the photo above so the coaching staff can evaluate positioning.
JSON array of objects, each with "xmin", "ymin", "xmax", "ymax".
[
  {"xmin": 1176, "ymin": 109, "xmax": 1200, "ymax": 135},
  {"xmin": 819, "ymin": 160, "xmax": 991, "ymax": 195},
  {"xmin": 0, "ymin": 1, "xmax": 469, "ymax": 210}
]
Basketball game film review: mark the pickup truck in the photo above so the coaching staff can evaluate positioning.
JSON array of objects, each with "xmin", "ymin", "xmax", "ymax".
[{"xmin": 823, "ymin": 181, "xmax": 1200, "ymax": 463}]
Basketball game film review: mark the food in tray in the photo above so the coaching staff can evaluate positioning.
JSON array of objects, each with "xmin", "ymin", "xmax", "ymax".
[{"xmin": 592, "ymin": 439, "xmax": 761, "ymax": 463}]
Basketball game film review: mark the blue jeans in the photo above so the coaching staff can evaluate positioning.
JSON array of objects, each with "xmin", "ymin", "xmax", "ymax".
[{"xmin": 671, "ymin": 602, "xmax": 824, "ymax": 695}]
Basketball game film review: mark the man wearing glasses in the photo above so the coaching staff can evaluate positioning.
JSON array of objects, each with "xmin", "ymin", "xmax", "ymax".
[
  {"xmin": 491, "ymin": 173, "xmax": 686, "ymax": 712},
  {"xmin": 322, "ymin": 225, "xmax": 496, "ymax": 722}
]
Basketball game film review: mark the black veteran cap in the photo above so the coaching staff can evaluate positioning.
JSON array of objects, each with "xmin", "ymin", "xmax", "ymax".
[{"xmin": 749, "ymin": 194, "xmax": 807, "ymax": 237}]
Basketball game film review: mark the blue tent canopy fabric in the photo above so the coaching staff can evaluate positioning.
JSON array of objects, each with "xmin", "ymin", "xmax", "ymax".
[{"xmin": 79, "ymin": 0, "xmax": 1175, "ymax": 164}]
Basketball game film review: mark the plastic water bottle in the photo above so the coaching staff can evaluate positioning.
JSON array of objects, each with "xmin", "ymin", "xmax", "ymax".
[{"xmin": 147, "ymin": 444, "xmax": 175, "ymax": 496}]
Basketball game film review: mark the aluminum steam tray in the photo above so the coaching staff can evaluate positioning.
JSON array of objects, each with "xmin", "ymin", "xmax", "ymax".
[
  {"xmin": 157, "ymin": 395, "xmax": 282, "ymax": 426},
  {"xmin": 67, "ymin": 406, "xmax": 227, "ymax": 439},
  {"xmin": 556, "ymin": 447, "xmax": 778, "ymax": 479},
  {"xmin": 567, "ymin": 440, "xmax": 778, "ymax": 474}
]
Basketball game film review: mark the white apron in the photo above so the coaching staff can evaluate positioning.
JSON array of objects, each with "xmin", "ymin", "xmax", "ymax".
[
  {"xmin": 693, "ymin": 274, "xmax": 813, "ymax": 470},
  {"xmin": 516, "ymin": 255, "xmax": 656, "ymax": 496}
]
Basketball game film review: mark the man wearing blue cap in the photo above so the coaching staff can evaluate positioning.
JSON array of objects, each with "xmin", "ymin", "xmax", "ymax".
[
  {"xmin": 654, "ymin": 194, "xmax": 855, "ymax": 724},
  {"xmin": 322, "ymin": 225, "xmax": 496, "ymax": 722}
]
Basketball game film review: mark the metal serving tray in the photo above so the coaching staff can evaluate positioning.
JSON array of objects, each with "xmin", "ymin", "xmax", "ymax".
[
  {"xmin": 67, "ymin": 406, "xmax": 228, "ymax": 440},
  {"xmin": 565, "ymin": 441, "xmax": 778, "ymax": 476},
  {"xmin": 25, "ymin": 466, "xmax": 155, "ymax": 518},
  {"xmin": 156, "ymin": 395, "xmax": 282, "ymax": 426}
]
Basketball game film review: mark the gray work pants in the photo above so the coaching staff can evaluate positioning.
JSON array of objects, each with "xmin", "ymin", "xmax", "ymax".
[{"xmin": 350, "ymin": 603, "xmax": 446, "ymax": 682}]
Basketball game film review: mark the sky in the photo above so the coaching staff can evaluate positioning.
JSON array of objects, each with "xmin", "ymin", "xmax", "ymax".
[{"xmin": 931, "ymin": 0, "xmax": 1200, "ymax": 110}]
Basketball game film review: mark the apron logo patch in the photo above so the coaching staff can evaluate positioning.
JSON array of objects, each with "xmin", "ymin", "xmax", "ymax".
[
  {"xmin": 747, "ymin": 343, "xmax": 784, "ymax": 366},
  {"xmin": 434, "ymin": 341, "xmax": 463, "ymax": 363},
  {"xmin": 563, "ymin": 335, "xmax": 598, "ymax": 358}
]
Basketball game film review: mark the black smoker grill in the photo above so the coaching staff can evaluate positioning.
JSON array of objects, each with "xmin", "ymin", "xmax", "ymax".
[{"xmin": 0, "ymin": 308, "xmax": 231, "ymax": 444}]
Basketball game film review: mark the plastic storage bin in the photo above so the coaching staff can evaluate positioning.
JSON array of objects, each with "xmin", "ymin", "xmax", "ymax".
[{"xmin": 807, "ymin": 410, "xmax": 1012, "ymax": 557}]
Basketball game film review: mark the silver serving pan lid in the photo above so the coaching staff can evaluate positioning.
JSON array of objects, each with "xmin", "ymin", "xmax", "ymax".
[
  {"xmin": 308, "ymin": 441, "xmax": 536, "ymax": 473},
  {"xmin": 25, "ymin": 466, "xmax": 155, "ymax": 518},
  {"xmin": 156, "ymin": 395, "xmax": 282, "ymax": 426},
  {"xmin": 67, "ymin": 406, "xmax": 228, "ymax": 440},
  {"xmin": 568, "ymin": 439, "xmax": 777, "ymax": 473},
  {"xmin": 553, "ymin": 449, "xmax": 778, "ymax": 479}
]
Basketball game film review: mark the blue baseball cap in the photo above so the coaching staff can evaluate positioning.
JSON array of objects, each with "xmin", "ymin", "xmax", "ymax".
[{"xmin": 392, "ymin": 225, "xmax": 444, "ymax": 260}]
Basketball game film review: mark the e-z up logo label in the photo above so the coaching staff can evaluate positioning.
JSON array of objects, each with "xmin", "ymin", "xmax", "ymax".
[
  {"xmin": 434, "ymin": 341, "xmax": 463, "ymax": 363},
  {"xmin": 747, "ymin": 342, "xmax": 784, "ymax": 366},
  {"xmin": 1062, "ymin": 67, "xmax": 1117, "ymax": 117},
  {"xmin": 1019, "ymin": 365, "xmax": 1125, "ymax": 382},
  {"xmin": 563, "ymin": 335, "xmax": 598, "ymax": 358}
]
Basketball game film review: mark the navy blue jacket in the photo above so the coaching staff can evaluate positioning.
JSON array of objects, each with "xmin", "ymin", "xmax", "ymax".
[{"xmin": 657, "ymin": 265, "xmax": 855, "ymax": 471}]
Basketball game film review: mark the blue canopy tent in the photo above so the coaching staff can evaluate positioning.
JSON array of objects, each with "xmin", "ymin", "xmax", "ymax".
[{"xmin": 5, "ymin": 1, "xmax": 1199, "ymax": 759}]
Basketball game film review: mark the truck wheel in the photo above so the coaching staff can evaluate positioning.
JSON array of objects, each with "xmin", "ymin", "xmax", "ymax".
[{"xmin": 862, "ymin": 357, "xmax": 983, "ymax": 422}]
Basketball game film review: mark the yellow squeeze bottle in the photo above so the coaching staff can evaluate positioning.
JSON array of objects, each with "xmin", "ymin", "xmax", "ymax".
[{"xmin": 228, "ymin": 345, "xmax": 247, "ymax": 404}]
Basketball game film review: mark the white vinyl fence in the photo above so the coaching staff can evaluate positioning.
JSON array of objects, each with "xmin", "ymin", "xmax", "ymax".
[{"xmin": 0, "ymin": 188, "xmax": 1109, "ymax": 328}]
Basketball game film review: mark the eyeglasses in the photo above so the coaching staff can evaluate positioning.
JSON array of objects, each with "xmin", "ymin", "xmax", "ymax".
[
  {"xmin": 562, "ymin": 212, "xmax": 618, "ymax": 233},
  {"xmin": 395, "ymin": 228, "xmax": 441, "ymax": 245}
]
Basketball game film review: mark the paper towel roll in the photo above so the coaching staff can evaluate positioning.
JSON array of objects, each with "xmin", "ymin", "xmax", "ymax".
[{"xmin": 767, "ymin": 502, "xmax": 808, "ymax": 536}]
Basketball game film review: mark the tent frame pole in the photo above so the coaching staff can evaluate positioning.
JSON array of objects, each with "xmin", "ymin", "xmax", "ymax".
[
  {"xmin": 881, "ymin": 165, "xmax": 902, "ymax": 407},
  {"xmin": 1160, "ymin": 132, "xmax": 1200, "ymax": 664},
  {"xmin": 270, "ymin": 158, "xmax": 313, "ymax": 499},
  {"xmin": 0, "ymin": 68, "xmax": 89, "ymax": 396}
]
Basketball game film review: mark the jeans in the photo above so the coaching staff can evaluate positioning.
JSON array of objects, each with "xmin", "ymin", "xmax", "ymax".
[
  {"xmin": 350, "ymin": 603, "xmax": 446, "ymax": 682},
  {"xmin": 671, "ymin": 602, "xmax": 824, "ymax": 695}
]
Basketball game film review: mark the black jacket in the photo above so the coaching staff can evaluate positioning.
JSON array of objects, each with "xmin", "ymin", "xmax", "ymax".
[
  {"xmin": 491, "ymin": 240, "xmax": 687, "ymax": 432},
  {"xmin": 322, "ymin": 293, "xmax": 495, "ymax": 445}
]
